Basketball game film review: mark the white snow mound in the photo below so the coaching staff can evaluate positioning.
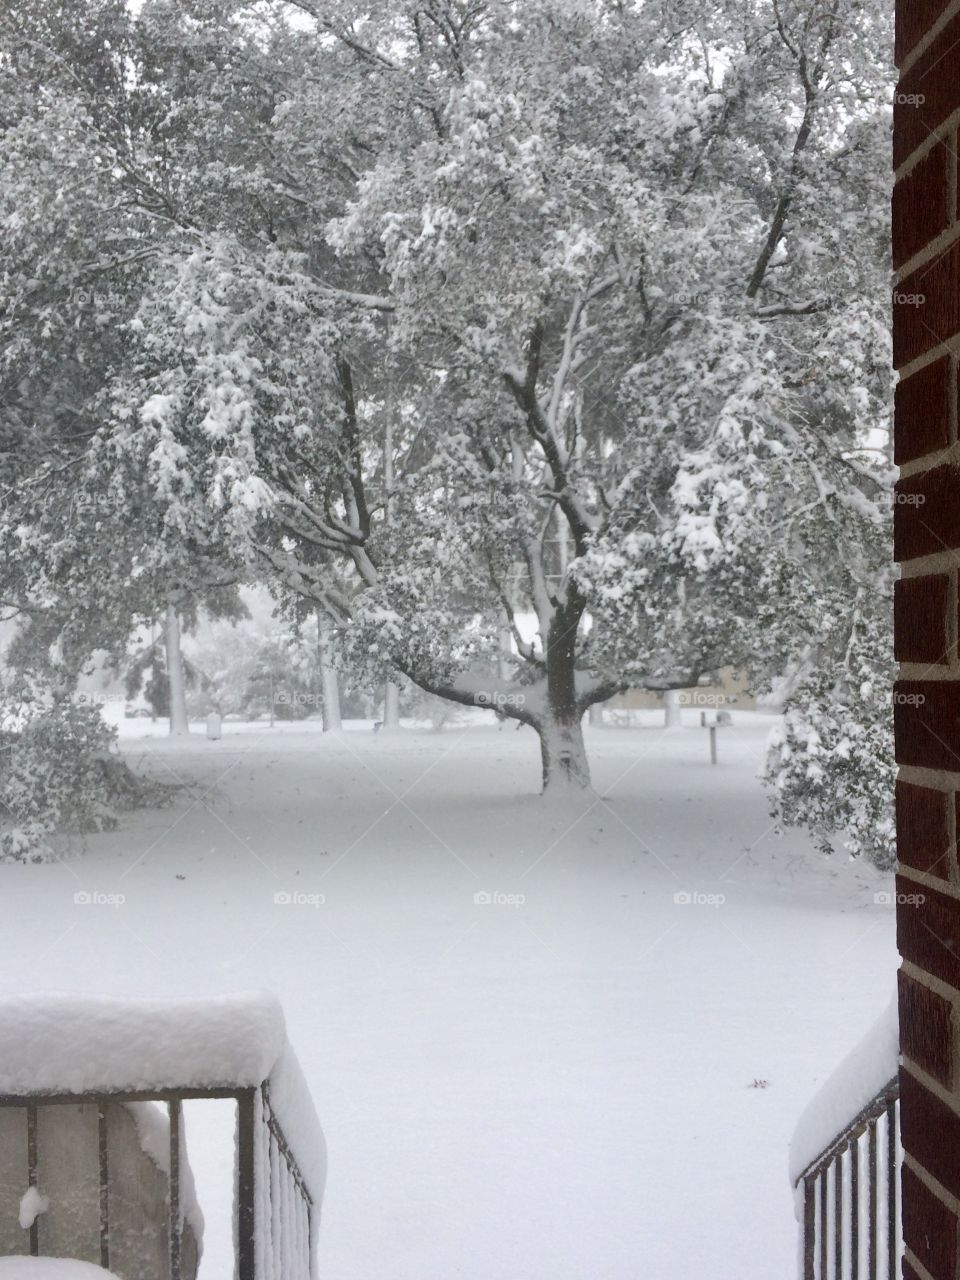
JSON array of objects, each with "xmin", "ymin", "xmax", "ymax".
[
  {"xmin": 789, "ymin": 994, "xmax": 899, "ymax": 1185},
  {"xmin": 18, "ymin": 1186, "xmax": 50, "ymax": 1230},
  {"xmin": 0, "ymin": 991, "xmax": 285, "ymax": 1095}
]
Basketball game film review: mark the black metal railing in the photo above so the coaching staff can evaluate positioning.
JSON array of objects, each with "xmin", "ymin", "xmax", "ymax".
[
  {"xmin": 0, "ymin": 1082, "xmax": 314, "ymax": 1280},
  {"xmin": 796, "ymin": 1077, "xmax": 900, "ymax": 1280},
  {"xmin": 255, "ymin": 1083, "xmax": 315, "ymax": 1280}
]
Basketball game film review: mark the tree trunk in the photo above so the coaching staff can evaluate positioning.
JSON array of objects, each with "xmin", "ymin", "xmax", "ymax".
[
  {"xmin": 537, "ymin": 715, "xmax": 591, "ymax": 790},
  {"xmin": 165, "ymin": 604, "xmax": 189, "ymax": 737},
  {"xmin": 318, "ymin": 625, "xmax": 342, "ymax": 732},
  {"xmin": 382, "ymin": 680, "xmax": 401, "ymax": 730},
  {"xmin": 664, "ymin": 689, "xmax": 682, "ymax": 729},
  {"xmin": 538, "ymin": 605, "xmax": 591, "ymax": 790},
  {"xmin": 380, "ymin": 353, "xmax": 401, "ymax": 732}
]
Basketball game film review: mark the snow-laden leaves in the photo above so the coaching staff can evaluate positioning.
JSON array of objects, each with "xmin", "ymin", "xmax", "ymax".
[
  {"xmin": 764, "ymin": 578, "xmax": 897, "ymax": 869},
  {"xmin": 0, "ymin": 0, "xmax": 899, "ymax": 817}
]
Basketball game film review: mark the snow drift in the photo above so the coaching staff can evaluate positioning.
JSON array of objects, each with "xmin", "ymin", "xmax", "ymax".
[{"xmin": 789, "ymin": 994, "xmax": 899, "ymax": 1185}]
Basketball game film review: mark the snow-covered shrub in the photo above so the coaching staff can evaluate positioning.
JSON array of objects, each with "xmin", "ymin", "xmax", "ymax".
[
  {"xmin": 0, "ymin": 692, "xmax": 171, "ymax": 862},
  {"xmin": 764, "ymin": 590, "xmax": 896, "ymax": 870}
]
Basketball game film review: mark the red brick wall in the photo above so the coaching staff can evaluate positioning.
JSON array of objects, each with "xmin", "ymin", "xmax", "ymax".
[{"xmin": 895, "ymin": 2, "xmax": 960, "ymax": 1275}]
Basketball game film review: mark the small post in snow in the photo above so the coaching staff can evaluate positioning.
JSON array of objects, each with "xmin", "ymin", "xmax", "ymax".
[{"xmin": 709, "ymin": 725, "xmax": 718, "ymax": 765}]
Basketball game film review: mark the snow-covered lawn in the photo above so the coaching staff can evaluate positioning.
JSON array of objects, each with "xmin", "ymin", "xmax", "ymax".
[{"xmin": 0, "ymin": 714, "xmax": 897, "ymax": 1279}]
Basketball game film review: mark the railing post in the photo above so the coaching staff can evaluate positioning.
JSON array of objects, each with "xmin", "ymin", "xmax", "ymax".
[
  {"xmin": 169, "ymin": 1098, "xmax": 182, "ymax": 1280},
  {"xmin": 26, "ymin": 1104, "xmax": 39, "ymax": 1257},
  {"xmin": 802, "ymin": 1176, "xmax": 816, "ymax": 1280},
  {"xmin": 850, "ymin": 1137, "xmax": 859, "ymax": 1280},
  {"xmin": 98, "ymin": 1102, "xmax": 110, "ymax": 1271},
  {"xmin": 308, "ymin": 1198, "xmax": 316, "ymax": 1280},
  {"xmin": 868, "ymin": 1122, "xmax": 877, "ymax": 1278},
  {"xmin": 886, "ymin": 1100, "xmax": 896, "ymax": 1280},
  {"xmin": 237, "ymin": 1088, "xmax": 257, "ymax": 1280}
]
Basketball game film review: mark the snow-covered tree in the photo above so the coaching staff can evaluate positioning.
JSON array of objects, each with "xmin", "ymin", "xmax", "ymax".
[
  {"xmin": 765, "ymin": 584, "xmax": 896, "ymax": 869},
  {"xmin": 1, "ymin": 0, "xmax": 895, "ymax": 799}
]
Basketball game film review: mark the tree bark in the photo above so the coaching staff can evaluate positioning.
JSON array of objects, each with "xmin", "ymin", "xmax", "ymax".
[
  {"xmin": 382, "ymin": 680, "xmax": 401, "ymax": 729},
  {"xmin": 165, "ymin": 604, "xmax": 189, "ymax": 737},
  {"xmin": 537, "ymin": 604, "xmax": 591, "ymax": 790},
  {"xmin": 318, "ymin": 625, "xmax": 342, "ymax": 732},
  {"xmin": 537, "ymin": 714, "xmax": 591, "ymax": 790},
  {"xmin": 380, "ymin": 346, "xmax": 401, "ymax": 732}
]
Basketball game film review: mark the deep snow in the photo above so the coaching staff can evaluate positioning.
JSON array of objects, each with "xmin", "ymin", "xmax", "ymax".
[{"xmin": 0, "ymin": 712, "xmax": 897, "ymax": 1279}]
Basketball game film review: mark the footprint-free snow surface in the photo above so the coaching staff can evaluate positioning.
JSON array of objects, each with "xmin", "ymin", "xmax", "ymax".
[{"xmin": 0, "ymin": 713, "xmax": 897, "ymax": 1279}]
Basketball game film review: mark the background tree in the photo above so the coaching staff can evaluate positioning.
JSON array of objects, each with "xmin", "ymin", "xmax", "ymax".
[{"xmin": 0, "ymin": 0, "xmax": 896, "ymax": 816}]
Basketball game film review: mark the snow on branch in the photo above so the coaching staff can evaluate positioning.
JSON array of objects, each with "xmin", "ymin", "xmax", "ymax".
[
  {"xmin": 753, "ymin": 299, "xmax": 831, "ymax": 318},
  {"xmin": 314, "ymin": 283, "xmax": 395, "ymax": 312}
]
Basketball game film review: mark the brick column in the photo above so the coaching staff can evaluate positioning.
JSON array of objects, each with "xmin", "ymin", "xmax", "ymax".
[{"xmin": 894, "ymin": 4, "xmax": 960, "ymax": 1278}]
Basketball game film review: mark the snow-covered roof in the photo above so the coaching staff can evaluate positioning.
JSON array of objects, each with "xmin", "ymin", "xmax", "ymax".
[
  {"xmin": 789, "ymin": 994, "xmax": 899, "ymax": 1185},
  {"xmin": 0, "ymin": 991, "xmax": 325, "ymax": 1203},
  {"xmin": 0, "ymin": 1262, "xmax": 120, "ymax": 1278}
]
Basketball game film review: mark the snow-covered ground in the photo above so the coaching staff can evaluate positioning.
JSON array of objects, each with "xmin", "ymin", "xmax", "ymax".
[{"xmin": 0, "ymin": 713, "xmax": 898, "ymax": 1279}]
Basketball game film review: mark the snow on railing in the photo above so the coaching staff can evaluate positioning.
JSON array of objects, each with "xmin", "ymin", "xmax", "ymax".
[
  {"xmin": 0, "ymin": 992, "xmax": 325, "ymax": 1280},
  {"xmin": 790, "ymin": 998, "xmax": 901, "ymax": 1279}
]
